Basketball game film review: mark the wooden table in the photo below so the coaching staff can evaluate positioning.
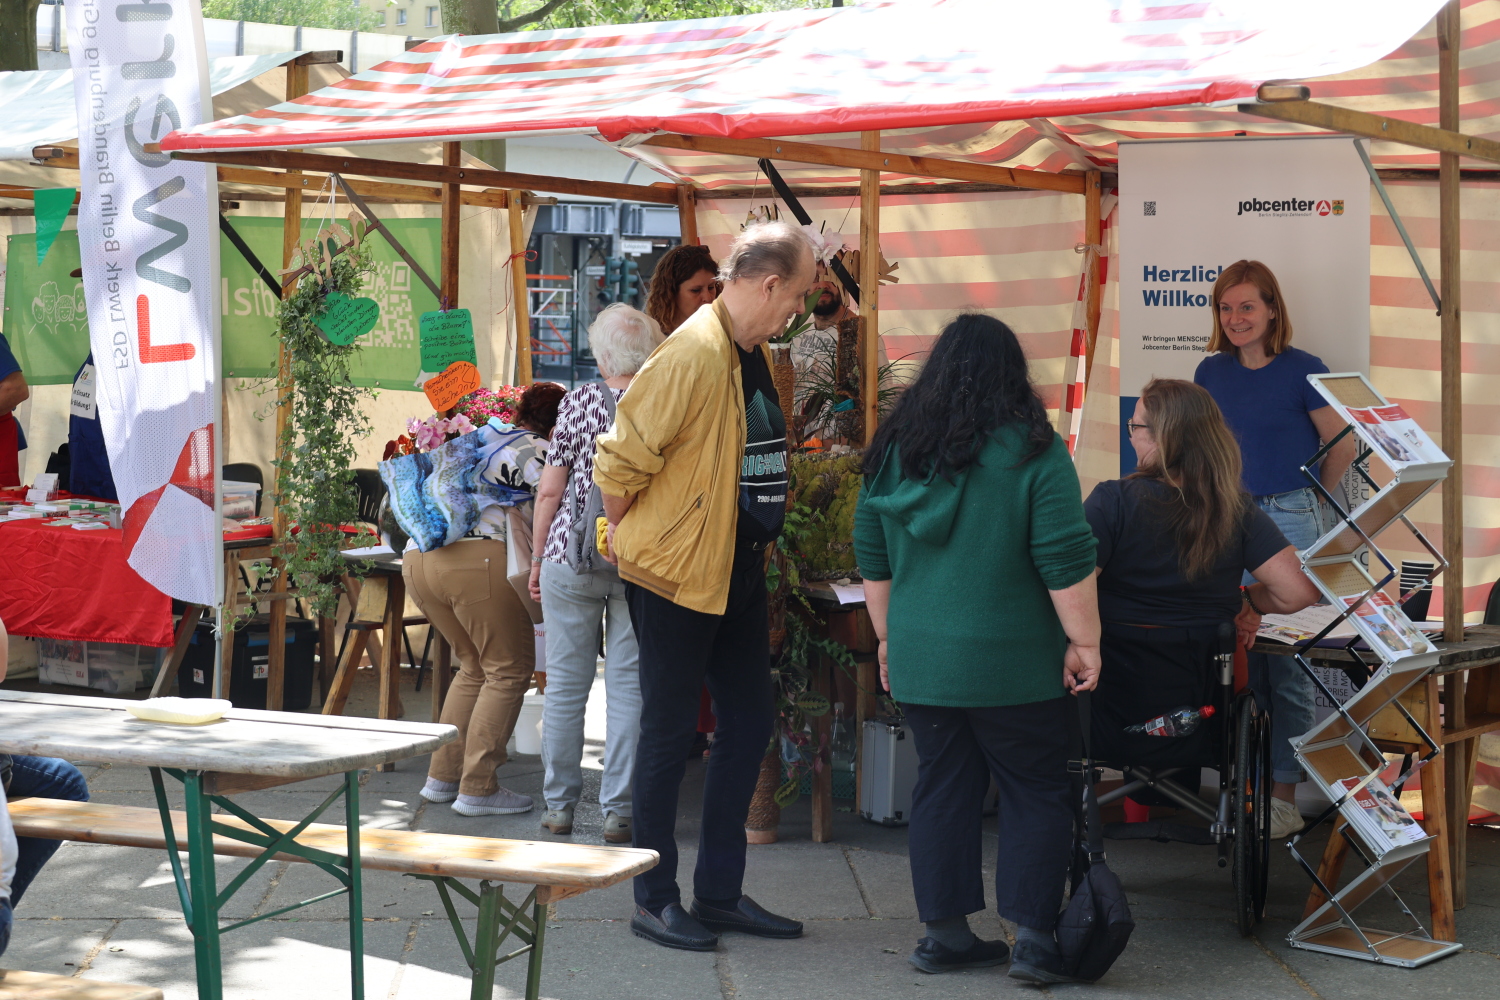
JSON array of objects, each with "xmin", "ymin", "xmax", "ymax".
[
  {"xmin": 1255, "ymin": 624, "xmax": 1500, "ymax": 942},
  {"xmin": 0, "ymin": 690, "xmax": 455, "ymax": 1000}
]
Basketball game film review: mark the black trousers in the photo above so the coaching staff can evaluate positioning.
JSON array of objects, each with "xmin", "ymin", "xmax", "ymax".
[
  {"xmin": 626, "ymin": 543, "xmax": 773, "ymax": 912},
  {"xmin": 902, "ymin": 697, "xmax": 1075, "ymax": 930}
]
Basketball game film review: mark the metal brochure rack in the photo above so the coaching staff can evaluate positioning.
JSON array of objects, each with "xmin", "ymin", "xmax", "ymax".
[{"xmin": 1284, "ymin": 372, "xmax": 1459, "ymax": 967}]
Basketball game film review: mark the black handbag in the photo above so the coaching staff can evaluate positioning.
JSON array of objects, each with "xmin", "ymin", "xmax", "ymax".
[{"xmin": 1057, "ymin": 690, "xmax": 1135, "ymax": 983}]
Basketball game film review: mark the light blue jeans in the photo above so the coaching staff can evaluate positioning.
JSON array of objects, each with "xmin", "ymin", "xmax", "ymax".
[
  {"xmin": 539, "ymin": 560, "xmax": 642, "ymax": 817},
  {"xmin": 1246, "ymin": 486, "xmax": 1326, "ymax": 784}
]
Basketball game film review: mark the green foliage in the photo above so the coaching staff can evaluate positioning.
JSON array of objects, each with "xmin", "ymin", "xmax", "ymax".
[
  {"xmin": 791, "ymin": 335, "xmax": 904, "ymax": 446},
  {"xmin": 266, "ymin": 244, "xmax": 376, "ymax": 617},
  {"xmin": 497, "ymin": 0, "xmax": 830, "ymax": 30},
  {"xmin": 786, "ymin": 451, "xmax": 861, "ymax": 581},
  {"xmin": 203, "ymin": 0, "xmax": 381, "ymax": 31}
]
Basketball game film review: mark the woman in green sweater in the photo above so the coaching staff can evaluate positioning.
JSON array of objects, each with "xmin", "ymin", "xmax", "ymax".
[{"xmin": 854, "ymin": 313, "xmax": 1101, "ymax": 985}]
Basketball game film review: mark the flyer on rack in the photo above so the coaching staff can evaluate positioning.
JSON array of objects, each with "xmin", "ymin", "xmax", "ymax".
[
  {"xmin": 1346, "ymin": 404, "xmax": 1448, "ymax": 469},
  {"xmin": 1339, "ymin": 591, "xmax": 1435, "ymax": 659},
  {"xmin": 1335, "ymin": 776, "xmax": 1427, "ymax": 855}
]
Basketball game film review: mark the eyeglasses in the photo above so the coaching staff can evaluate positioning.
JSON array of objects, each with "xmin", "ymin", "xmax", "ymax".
[{"xmin": 1126, "ymin": 421, "xmax": 1151, "ymax": 433}]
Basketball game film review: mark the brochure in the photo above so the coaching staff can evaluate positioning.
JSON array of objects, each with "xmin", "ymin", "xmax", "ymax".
[
  {"xmin": 1335, "ymin": 776, "xmax": 1428, "ymax": 856},
  {"xmin": 1345, "ymin": 404, "xmax": 1448, "ymax": 469},
  {"xmin": 1339, "ymin": 591, "xmax": 1435, "ymax": 660},
  {"xmin": 1257, "ymin": 605, "xmax": 1359, "ymax": 644}
]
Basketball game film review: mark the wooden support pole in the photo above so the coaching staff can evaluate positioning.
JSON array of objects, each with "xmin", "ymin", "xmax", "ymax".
[
  {"xmin": 1083, "ymin": 169, "xmax": 1103, "ymax": 382},
  {"xmin": 859, "ymin": 132, "xmax": 881, "ymax": 446},
  {"xmin": 1439, "ymin": 0, "xmax": 1465, "ymax": 643},
  {"xmin": 266, "ymin": 59, "xmax": 311, "ymax": 712},
  {"xmin": 509, "ymin": 191, "xmax": 533, "ymax": 385},
  {"xmin": 1421, "ymin": 672, "xmax": 1457, "ymax": 941},
  {"xmin": 1237, "ymin": 99, "xmax": 1500, "ymax": 166},
  {"xmin": 677, "ymin": 184, "xmax": 699, "ymax": 246},
  {"xmin": 440, "ymin": 142, "xmax": 461, "ymax": 308}
]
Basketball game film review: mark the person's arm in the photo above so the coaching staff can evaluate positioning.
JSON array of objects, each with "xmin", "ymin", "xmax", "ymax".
[
  {"xmin": 851, "ymin": 476, "xmax": 893, "ymax": 688},
  {"xmin": 1052, "ymin": 569, "xmax": 1102, "ymax": 693},
  {"xmin": 0, "ymin": 371, "xmax": 27, "ymax": 416},
  {"xmin": 1310, "ymin": 405, "xmax": 1356, "ymax": 496},
  {"xmin": 528, "ymin": 464, "xmax": 569, "ymax": 602},
  {"xmin": 1246, "ymin": 546, "xmax": 1320, "ymax": 614},
  {"xmin": 863, "ymin": 578, "xmax": 892, "ymax": 692},
  {"xmin": 599, "ymin": 493, "xmax": 636, "ymax": 565}
]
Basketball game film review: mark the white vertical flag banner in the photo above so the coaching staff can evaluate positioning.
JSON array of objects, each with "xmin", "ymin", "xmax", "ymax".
[
  {"xmin": 67, "ymin": 0, "xmax": 222, "ymax": 606},
  {"xmin": 1118, "ymin": 136, "xmax": 1370, "ymax": 471}
]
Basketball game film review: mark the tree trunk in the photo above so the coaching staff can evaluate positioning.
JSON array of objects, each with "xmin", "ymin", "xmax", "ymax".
[
  {"xmin": 438, "ymin": 0, "xmax": 505, "ymax": 169},
  {"xmin": 0, "ymin": 0, "xmax": 43, "ymax": 72}
]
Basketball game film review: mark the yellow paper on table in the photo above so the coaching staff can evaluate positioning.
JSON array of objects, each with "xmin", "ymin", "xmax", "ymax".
[{"xmin": 596, "ymin": 516, "xmax": 610, "ymax": 557}]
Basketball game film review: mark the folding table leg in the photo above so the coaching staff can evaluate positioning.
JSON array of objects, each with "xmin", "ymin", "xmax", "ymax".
[
  {"xmin": 525, "ymin": 898, "xmax": 548, "ymax": 1000},
  {"xmin": 469, "ymin": 881, "xmax": 502, "ymax": 1000},
  {"xmin": 344, "ymin": 770, "xmax": 365, "ymax": 1000},
  {"xmin": 182, "ymin": 771, "xmax": 225, "ymax": 1000}
]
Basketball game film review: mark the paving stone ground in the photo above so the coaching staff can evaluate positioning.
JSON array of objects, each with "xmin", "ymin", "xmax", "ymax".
[{"xmin": 6, "ymin": 665, "xmax": 1498, "ymax": 999}]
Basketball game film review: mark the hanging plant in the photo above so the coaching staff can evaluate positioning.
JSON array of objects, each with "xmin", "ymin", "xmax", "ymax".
[{"xmin": 264, "ymin": 214, "xmax": 377, "ymax": 617}]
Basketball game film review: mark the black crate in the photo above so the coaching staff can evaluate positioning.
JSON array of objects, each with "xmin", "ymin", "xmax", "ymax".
[{"xmin": 178, "ymin": 615, "xmax": 317, "ymax": 711}]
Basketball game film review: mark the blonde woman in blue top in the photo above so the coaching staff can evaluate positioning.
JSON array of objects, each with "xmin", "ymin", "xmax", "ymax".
[{"xmin": 1193, "ymin": 259, "xmax": 1355, "ymax": 840}]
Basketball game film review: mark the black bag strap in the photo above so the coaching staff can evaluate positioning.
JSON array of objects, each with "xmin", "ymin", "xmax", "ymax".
[{"xmin": 1079, "ymin": 689, "xmax": 1106, "ymax": 863}]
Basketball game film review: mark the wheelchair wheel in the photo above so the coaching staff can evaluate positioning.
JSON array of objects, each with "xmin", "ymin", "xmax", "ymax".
[{"xmin": 1232, "ymin": 695, "xmax": 1272, "ymax": 936}]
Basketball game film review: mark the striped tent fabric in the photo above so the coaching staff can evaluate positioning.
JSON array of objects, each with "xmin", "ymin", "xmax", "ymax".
[
  {"xmin": 696, "ymin": 189, "xmax": 1087, "ymax": 414},
  {"xmin": 160, "ymin": 0, "xmax": 1444, "ymax": 154}
]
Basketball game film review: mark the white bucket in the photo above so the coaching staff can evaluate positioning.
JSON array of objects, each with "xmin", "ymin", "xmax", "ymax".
[{"xmin": 514, "ymin": 691, "xmax": 545, "ymax": 756}]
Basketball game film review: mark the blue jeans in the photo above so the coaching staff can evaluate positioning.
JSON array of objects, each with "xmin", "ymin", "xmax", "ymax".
[
  {"xmin": 4, "ymin": 756, "xmax": 89, "ymax": 907},
  {"xmin": 0, "ymin": 898, "xmax": 10, "ymax": 958},
  {"xmin": 1246, "ymin": 487, "xmax": 1325, "ymax": 784},
  {"xmin": 539, "ymin": 560, "xmax": 642, "ymax": 817}
]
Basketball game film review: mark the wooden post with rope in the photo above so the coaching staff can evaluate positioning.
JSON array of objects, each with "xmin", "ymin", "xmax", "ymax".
[{"xmin": 509, "ymin": 191, "xmax": 533, "ymax": 385}]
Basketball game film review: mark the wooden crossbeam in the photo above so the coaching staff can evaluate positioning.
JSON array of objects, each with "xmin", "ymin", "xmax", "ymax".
[
  {"xmin": 1236, "ymin": 100, "xmax": 1500, "ymax": 165},
  {"xmin": 149, "ymin": 146, "xmax": 682, "ymax": 204},
  {"xmin": 642, "ymin": 133, "xmax": 1087, "ymax": 195}
]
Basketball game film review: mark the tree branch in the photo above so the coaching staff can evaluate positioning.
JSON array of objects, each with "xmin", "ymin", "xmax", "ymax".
[{"xmin": 497, "ymin": 0, "xmax": 574, "ymax": 32}]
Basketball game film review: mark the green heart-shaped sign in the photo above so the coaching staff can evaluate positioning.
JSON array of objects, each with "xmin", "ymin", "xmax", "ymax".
[{"xmin": 315, "ymin": 291, "xmax": 380, "ymax": 346}]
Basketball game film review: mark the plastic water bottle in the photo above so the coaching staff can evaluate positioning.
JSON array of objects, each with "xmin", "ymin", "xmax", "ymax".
[
  {"xmin": 830, "ymin": 702, "xmax": 856, "ymax": 772},
  {"xmin": 1125, "ymin": 704, "xmax": 1216, "ymax": 737}
]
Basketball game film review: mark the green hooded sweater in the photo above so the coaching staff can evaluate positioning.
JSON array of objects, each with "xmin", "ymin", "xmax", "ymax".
[{"xmin": 853, "ymin": 426, "xmax": 1097, "ymax": 708}]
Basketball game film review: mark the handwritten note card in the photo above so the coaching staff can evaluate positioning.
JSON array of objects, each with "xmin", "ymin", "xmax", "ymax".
[
  {"xmin": 316, "ymin": 292, "xmax": 380, "ymax": 346},
  {"xmin": 420, "ymin": 309, "xmax": 478, "ymax": 372}
]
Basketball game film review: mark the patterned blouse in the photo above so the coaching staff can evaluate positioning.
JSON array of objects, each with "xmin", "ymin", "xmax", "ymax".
[{"xmin": 542, "ymin": 381, "xmax": 627, "ymax": 564}]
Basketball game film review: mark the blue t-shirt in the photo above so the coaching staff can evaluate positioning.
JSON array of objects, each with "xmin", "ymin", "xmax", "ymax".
[
  {"xmin": 0, "ymin": 333, "xmax": 26, "ymax": 451},
  {"xmin": 1194, "ymin": 347, "xmax": 1330, "ymax": 497}
]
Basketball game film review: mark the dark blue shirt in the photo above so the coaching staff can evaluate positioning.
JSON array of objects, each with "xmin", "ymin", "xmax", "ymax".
[
  {"xmin": 1194, "ymin": 347, "xmax": 1330, "ymax": 497},
  {"xmin": 0, "ymin": 333, "xmax": 27, "ymax": 451},
  {"xmin": 69, "ymin": 353, "xmax": 117, "ymax": 501}
]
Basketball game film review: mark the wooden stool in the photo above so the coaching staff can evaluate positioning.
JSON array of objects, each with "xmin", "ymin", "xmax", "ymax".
[{"xmin": 0, "ymin": 969, "xmax": 163, "ymax": 999}]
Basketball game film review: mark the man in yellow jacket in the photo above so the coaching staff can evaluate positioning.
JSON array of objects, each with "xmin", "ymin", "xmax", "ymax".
[{"xmin": 594, "ymin": 221, "xmax": 816, "ymax": 951}]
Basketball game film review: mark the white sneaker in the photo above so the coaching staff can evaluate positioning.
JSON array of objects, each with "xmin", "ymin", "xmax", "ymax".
[
  {"xmin": 419, "ymin": 778, "xmax": 458, "ymax": 803},
  {"xmin": 1270, "ymin": 797, "xmax": 1304, "ymax": 840},
  {"xmin": 452, "ymin": 787, "xmax": 534, "ymax": 816}
]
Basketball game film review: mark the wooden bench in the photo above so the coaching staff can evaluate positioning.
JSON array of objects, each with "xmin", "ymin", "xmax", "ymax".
[
  {"xmin": 0, "ymin": 969, "xmax": 163, "ymax": 999},
  {"xmin": 10, "ymin": 799, "xmax": 656, "ymax": 1000}
]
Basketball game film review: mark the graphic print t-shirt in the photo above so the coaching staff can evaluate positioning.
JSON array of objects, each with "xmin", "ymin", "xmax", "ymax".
[{"xmin": 736, "ymin": 344, "xmax": 788, "ymax": 544}]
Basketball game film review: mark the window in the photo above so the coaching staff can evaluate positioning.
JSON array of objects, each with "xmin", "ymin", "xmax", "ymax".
[
  {"xmin": 425, "ymin": 6, "xmax": 437, "ymax": 26},
  {"xmin": 374, "ymin": 9, "xmax": 385, "ymax": 24},
  {"xmin": 395, "ymin": 8, "xmax": 406, "ymax": 24}
]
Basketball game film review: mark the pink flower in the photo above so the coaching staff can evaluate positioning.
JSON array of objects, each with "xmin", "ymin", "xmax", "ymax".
[{"xmin": 447, "ymin": 413, "xmax": 476, "ymax": 436}]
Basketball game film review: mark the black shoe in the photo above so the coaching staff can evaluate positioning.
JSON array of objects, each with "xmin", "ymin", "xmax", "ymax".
[
  {"xmin": 690, "ymin": 895, "xmax": 803, "ymax": 939},
  {"xmin": 630, "ymin": 903, "xmax": 718, "ymax": 952},
  {"xmin": 1007, "ymin": 938, "xmax": 1076, "ymax": 985},
  {"xmin": 909, "ymin": 936, "xmax": 1011, "ymax": 974}
]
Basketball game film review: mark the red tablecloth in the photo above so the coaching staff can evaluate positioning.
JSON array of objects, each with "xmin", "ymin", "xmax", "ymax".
[{"xmin": 0, "ymin": 520, "xmax": 175, "ymax": 647}]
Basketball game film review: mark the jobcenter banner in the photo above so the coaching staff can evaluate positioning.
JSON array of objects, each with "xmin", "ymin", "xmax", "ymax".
[
  {"xmin": 67, "ymin": 0, "xmax": 222, "ymax": 606},
  {"xmin": 1117, "ymin": 136, "xmax": 1371, "ymax": 470}
]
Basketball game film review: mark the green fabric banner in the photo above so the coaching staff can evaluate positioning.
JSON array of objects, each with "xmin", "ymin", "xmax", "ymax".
[
  {"xmin": 5, "ymin": 218, "xmax": 441, "ymax": 389},
  {"xmin": 32, "ymin": 188, "xmax": 75, "ymax": 267}
]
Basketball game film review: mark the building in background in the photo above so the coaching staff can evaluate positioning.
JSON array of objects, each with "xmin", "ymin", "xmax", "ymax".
[{"xmin": 358, "ymin": 0, "xmax": 444, "ymax": 36}]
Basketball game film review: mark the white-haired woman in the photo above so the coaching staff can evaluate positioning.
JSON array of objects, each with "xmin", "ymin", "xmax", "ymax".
[{"xmin": 529, "ymin": 304, "xmax": 664, "ymax": 842}]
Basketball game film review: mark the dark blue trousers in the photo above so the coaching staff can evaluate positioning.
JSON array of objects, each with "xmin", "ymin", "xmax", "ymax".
[
  {"xmin": 902, "ymin": 697, "xmax": 1075, "ymax": 930},
  {"xmin": 625, "ymin": 543, "xmax": 773, "ymax": 913},
  {"xmin": 5, "ymin": 755, "xmax": 90, "ymax": 905}
]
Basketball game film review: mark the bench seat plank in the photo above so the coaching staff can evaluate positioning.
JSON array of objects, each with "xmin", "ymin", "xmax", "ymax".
[
  {"xmin": 0, "ymin": 969, "xmax": 163, "ymax": 999},
  {"xmin": 9, "ymin": 799, "xmax": 656, "ymax": 889}
]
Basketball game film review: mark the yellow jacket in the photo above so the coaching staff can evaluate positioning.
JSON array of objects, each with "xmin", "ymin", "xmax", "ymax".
[{"xmin": 593, "ymin": 299, "xmax": 763, "ymax": 615}]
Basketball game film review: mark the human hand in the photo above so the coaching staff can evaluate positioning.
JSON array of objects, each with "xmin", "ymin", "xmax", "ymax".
[
  {"xmin": 878, "ymin": 638, "xmax": 889, "ymax": 693},
  {"xmin": 528, "ymin": 561, "xmax": 543, "ymax": 604},
  {"xmin": 601, "ymin": 522, "xmax": 619, "ymax": 566},
  {"xmin": 1063, "ymin": 642, "xmax": 1100, "ymax": 694},
  {"xmin": 1234, "ymin": 602, "xmax": 1262, "ymax": 650}
]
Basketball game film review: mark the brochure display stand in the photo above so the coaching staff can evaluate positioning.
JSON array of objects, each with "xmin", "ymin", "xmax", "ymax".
[{"xmin": 1285, "ymin": 372, "xmax": 1460, "ymax": 968}]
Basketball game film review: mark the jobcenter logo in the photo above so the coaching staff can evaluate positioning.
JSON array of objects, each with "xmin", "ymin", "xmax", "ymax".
[{"xmin": 1237, "ymin": 197, "xmax": 1345, "ymax": 217}]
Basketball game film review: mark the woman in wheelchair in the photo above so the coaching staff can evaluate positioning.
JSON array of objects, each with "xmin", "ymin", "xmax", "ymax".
[{"xmin": 1084, "ymin": 379, "xmax": 1319, "ymax": 841}]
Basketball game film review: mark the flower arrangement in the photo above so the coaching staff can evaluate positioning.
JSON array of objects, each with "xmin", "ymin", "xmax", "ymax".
[
  {"xmin": 383, "ymin": 412, "xmax": 476, "ymax": 459},
  {"xmin": 455, "ymin": 385, "xmax": 526, "ymax": 426}
]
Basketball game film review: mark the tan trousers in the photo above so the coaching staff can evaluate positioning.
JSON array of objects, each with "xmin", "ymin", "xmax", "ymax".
[{"xmin": 403, "ymin": 538, "xmax": 534, "ymax": 797}]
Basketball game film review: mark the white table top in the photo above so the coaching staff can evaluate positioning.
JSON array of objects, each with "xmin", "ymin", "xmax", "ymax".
[{"xmin": 0, "ymin": 690, "xmax": 456, "ymax": 778}]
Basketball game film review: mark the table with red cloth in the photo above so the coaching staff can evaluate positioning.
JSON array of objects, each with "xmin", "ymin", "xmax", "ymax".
[{"xmin": 0, "ymin": 519, "xmax": 175, "ymax": 647}]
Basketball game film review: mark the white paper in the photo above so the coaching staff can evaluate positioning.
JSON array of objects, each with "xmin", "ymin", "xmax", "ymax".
[
  {"xmin": 830, "ymin": 582, "xmax": 866, "ymax": 605},
  {"xmin": 70, "ymin": 364, "xmax": 97, "ymax": 420},
  {"xmin": 342, "ymin": 544, "xmax": 396, "ymax": 557}
]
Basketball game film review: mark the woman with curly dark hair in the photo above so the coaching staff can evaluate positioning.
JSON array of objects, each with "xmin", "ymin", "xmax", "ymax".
[
  {"xmin": 645, "ymin": 243, "xmax": 719, "ymax": 333},
  {"xmin": 854, "ymin": 313, "xmax": 1101, "ymax": 983}
]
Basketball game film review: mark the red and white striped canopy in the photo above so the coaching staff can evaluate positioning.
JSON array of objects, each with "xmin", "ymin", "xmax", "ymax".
[{"xmin": 162, "ymin": 0, "xmax": 1447, "ymax": 165}]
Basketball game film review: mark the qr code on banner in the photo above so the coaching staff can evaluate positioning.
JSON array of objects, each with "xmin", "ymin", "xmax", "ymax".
[{"xmin": 1144, "ymin": 201, "xmax": 1157, "ymax": 216}]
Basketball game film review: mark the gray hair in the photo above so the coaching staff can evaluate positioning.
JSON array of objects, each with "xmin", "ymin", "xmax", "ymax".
[
  {"xmin": 717, "ymin": 220, "xmax": 815, "ymax": 284},
  {"xmin": 588, "ymin": 303, "xmax": 664, "ymax": 378}
]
